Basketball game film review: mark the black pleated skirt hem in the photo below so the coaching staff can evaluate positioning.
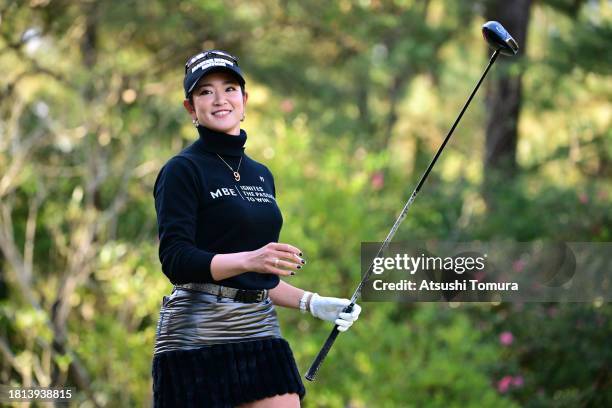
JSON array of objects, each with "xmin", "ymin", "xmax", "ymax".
[{"xmin": 152, "ymin": 337, "xmax": 306, "ymax": 407}]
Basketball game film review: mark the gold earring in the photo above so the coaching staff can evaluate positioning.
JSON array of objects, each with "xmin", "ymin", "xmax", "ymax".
[{"xmin": 241, "ymin": 113, "xmax": 246, "ymax": 122}]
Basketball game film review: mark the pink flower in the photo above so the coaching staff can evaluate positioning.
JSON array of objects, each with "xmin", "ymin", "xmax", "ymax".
[
  {"xmin": 512, "ymin": 375, "xmax": 524, "ymax": 387},
  {"xmin": 579, "ymin": 193, "xmax": 588, "ymax": 204},
  {"xmin": 499, "ymin": 331, "xmax": 514, "ymax": 346},
  {"xmin": 371, "ymin": 171, "xmax": 384, "ymax": 190},
  {"xmin": 497, "ymin": 376, "xmax": 513, "ymax": 393},
  {"xmin": 280, "ymin": 99, "xmax": 294, "ymax": 113},
  {"xmin": 512, "ymin": 259, "xmax": 525, "ymax": 272}
]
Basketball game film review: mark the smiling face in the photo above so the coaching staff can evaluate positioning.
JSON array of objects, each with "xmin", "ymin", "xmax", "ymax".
[{"xmin": 183, "ymin": 71, "xmax": 248, "ymax": 135}]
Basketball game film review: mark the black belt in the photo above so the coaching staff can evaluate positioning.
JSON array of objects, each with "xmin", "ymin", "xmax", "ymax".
[{"xmin": 174, "ymin": 283, "xmax": 269, "ymax": 303}]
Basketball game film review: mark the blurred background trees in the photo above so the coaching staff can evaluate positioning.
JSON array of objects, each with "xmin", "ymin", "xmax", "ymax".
[{"xmin": 0, "ymin": 0, "xmax": 610, "ymax": 406}]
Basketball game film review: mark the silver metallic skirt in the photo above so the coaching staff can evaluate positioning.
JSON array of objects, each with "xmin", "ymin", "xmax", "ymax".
[{"xmin": 154, "ymin": 287, "xmax": 282, "ymax": 355}]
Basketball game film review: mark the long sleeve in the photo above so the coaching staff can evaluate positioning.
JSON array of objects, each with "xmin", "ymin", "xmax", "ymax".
[
  {"xmin": 153, "ymin": 156, "xmax": 215, "ymax": 283},
  {"xmin": 153, "ymin": 126, "xmax": 283, "ymax": 290}
]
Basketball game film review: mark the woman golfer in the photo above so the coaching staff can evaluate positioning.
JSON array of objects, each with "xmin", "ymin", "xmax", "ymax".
[{"xmin": 152, "ymin": 49, "xmax": 361, "ymax": 407}]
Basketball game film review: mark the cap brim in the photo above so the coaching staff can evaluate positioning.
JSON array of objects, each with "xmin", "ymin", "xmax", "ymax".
[{"xmin": 185, "ymin": 66, "xmax": 245, "ymax": 98}]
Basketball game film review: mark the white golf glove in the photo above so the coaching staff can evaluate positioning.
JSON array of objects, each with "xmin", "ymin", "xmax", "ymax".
[{"xmin": 309, "ymin": 293, "xmax": 362, "ymax": 332}]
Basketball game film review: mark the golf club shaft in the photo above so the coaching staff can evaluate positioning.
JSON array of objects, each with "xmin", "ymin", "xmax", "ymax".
[{"xmin": 305, "ymin": 49, "xmax": 501, "ymax": 382}]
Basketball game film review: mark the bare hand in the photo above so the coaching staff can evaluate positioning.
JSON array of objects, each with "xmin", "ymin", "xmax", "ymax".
[{"xmin": 246, "ymin": 242, "xmax": 305, "ymax": 276}]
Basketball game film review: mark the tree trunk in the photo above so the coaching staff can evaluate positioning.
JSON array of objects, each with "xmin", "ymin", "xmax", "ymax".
[{"xmin": 483, "ymin": 0, "xmax": 531, "ymax": 200}]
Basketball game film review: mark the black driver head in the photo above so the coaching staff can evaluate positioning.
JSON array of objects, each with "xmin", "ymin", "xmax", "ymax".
[{"xmin": 482, "ymin": 21, "xmax": 519, "ymax": 56}]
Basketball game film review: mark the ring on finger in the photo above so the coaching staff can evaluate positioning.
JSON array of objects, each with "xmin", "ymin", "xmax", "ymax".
[{"xmin": 274, "ymin": 258, "xmax": 279, "ymax": 267}]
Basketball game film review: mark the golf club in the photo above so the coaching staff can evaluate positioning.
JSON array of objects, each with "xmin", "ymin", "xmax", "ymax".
[
  {"xmin": 482, "ymin": 21, "xmax": 519, "ymax": 56},
  {"xmin": 305, "ymin": 20, "xmax": 519, "ymax": 382}
]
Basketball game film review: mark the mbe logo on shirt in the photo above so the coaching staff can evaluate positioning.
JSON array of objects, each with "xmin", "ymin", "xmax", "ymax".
[
  {"xmin": 210, "ymin": 187, "xmax": 238, "ymax": 199},
  {"xmin": 210, "ymin": 185, "xmax": 275, "ymax": 203}
]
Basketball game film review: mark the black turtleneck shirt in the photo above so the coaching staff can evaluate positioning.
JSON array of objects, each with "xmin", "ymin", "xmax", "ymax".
[{"xmin": 153, "ymin": 126, "xmax": 283, "ymax": 290}]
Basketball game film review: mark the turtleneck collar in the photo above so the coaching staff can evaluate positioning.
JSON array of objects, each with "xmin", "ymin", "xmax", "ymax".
[{"xmin": 194, "ymin": 125, "xmax": 247, "ymax": 157}]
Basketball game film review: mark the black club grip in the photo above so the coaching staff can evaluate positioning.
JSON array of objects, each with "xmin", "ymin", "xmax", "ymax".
[{"xmin": 305, "ymin": 303, "xmax": 354, "ymax": 381}]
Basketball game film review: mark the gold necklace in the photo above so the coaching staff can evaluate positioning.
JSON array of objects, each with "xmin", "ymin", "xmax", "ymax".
[{"xmin": 216, "ymin": 154, "xmax": 243, "ymax": 181}]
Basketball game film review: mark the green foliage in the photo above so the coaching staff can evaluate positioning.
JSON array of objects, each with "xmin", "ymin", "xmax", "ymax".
[
  {"xmin": 0, "ymin": 1, "xmax": 610, "ymax": 407},
  {"xmin": 469, "ymin": 303, "xmax": 612, "ymax": 407}
]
